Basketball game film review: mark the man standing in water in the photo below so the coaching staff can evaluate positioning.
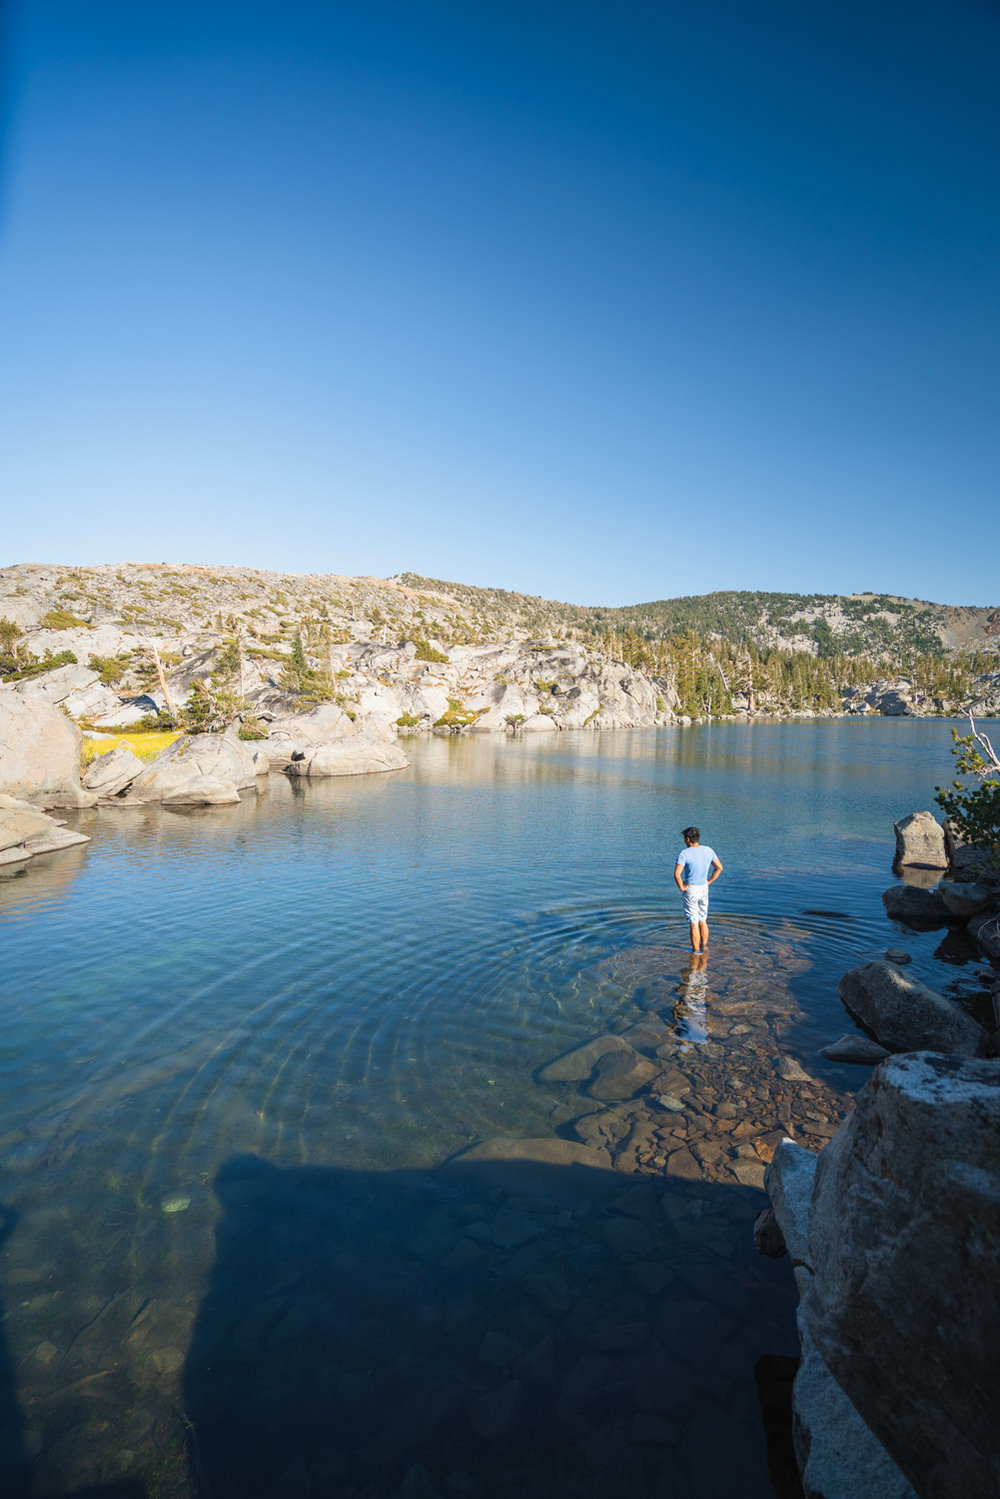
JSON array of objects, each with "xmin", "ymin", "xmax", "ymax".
[{"xmin": 674, "ymin": 826, "xmax": 723, "ymax": 953}]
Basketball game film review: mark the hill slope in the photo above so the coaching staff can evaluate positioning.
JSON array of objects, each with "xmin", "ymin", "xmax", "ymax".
[{"xmin": 1, "ymin": 563, "xmax": 998, "ymax": 725}]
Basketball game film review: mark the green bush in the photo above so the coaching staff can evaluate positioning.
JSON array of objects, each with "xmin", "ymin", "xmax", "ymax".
[
  {"xmin": 396, "ymin": 713, "xmax": 422, "ymax": 728},
  {"xmin": 413, "ymin": 639, "xmax": 448, "ymax": 663},
  {"xmin": 3, "ymin": 649, "xmax": 77, "ymax": 682},
  {"xmin": 89, "ymin": 652, "xmax": 132, "ymax": 686},
  {"xmin": 935, "ymin": 719, "xmax": 1000, "ymax": 862},
  {"xmin": 39, "ymin": 607, "xmax": 90, "ymax": 630}
]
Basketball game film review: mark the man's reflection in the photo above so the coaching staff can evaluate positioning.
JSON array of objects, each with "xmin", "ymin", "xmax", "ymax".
[{"xmin": 672, "ymin": 951, "xmax": 711, "ymax": 1044}]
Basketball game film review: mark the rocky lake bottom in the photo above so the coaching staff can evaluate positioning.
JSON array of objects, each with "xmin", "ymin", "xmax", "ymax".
[{"xmin": 0, "ymin": 723, "xmax": 996, "ymax": 1498}]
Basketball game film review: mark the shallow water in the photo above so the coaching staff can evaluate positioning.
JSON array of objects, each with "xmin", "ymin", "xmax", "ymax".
[{"xmin": 0, "ymin": 721, "xmax": 994, "ymax": 1498}]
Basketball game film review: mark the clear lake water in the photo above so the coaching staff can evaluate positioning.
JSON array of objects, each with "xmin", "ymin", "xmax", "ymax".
[{"xmin": 0, "ymin": 719, "xmax": 994, "ymax": 1499}]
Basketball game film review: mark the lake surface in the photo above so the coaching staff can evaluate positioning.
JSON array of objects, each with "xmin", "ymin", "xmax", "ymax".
[{"xmin": 0, "ymin": 720, "xmax": 994, "ymax": 1499}]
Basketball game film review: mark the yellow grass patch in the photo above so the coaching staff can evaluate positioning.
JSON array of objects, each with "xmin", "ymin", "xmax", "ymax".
[{"xmin": 80, "ymin": 731, "xmax": 181, "ymax": 766}]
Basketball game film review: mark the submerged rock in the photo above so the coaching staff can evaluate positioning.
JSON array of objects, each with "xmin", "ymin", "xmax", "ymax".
[
  {"xmin": 818, "ymin": 1034, "xmax": 890, "ymax": 1066},
  {"xmin": 586, "ymin": 1048, "xmax": 661, "ymax": 1100},
  {"xmin": 537, "ymin": 1034, "xmax": 632, "ymax": 1083},
  {"xmin": 838, "ymin": 961, "xmax": 987, "ymax": 1057}
]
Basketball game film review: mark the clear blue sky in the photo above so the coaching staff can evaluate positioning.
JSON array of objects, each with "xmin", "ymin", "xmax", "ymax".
[{"xmin": 1, "ymin": 1, "xmax": 997, "ymax": 606}]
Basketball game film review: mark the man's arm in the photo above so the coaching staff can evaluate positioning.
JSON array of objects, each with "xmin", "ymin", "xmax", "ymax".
[
  {"xmin": 674, "ymin": 862, "xmax": 686, "ymax": 892},
  {"xmin": 707, "ymin": 857, "xmax": 723, "ymax": 885}
]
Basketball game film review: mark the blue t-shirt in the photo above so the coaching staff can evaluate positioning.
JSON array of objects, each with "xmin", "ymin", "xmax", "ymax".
[{"xmin": 676, "ymin": 844, "xmax": 718, "ymax": 885}]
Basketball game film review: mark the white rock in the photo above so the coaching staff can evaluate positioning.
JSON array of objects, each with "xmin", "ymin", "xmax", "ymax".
[
  {"xmin": 0, "ymin": 691, "xmax": 94, "ymax": 808},
  {"xmin": 283, "ymin": 736, "xmax": 408, "ymax": 777},
  {"xmin": 123, "ymin": 734, "xmax": 259, "ymax": 805},
  {"xmin": 893, "ymin": 810, "xmax": 948, "ymax": 869},
  {"xmin": 81, "ymin": 744, "xmax": 147, "ymax": 796}
]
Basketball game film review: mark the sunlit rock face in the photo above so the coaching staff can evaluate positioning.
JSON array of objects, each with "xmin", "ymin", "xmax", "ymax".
[{"xmin": 0, "ymin": 691, "xmax": 94, "ymax": 808}]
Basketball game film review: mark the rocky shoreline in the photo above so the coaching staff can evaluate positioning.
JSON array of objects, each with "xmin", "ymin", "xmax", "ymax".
[{"xmin": 760, "ymin": 810, "xmax": 999, "ymax": 1499}]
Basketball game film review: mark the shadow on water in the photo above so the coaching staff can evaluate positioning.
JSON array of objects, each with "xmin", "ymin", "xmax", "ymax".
[{"xmin": 182, "ymin": 1152, "xmax": 802, "ymax": 1499}]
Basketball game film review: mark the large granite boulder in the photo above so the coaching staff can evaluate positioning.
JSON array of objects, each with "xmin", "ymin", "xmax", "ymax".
[
  {"xmin": 804, "ymin": 1054, "xmax": 1000, "ymax": 1499},
  {"xmin": 283, "ymin": 736, "xmax": 408, "ymax": 778},
  {"xmin": 81, "ymin": 743, "xmax": 147, "ymax": 797},
  {"xmin": 893, "ymin": 811, "xmax": 948, "ymax": 869},
  {"xmin": 262, "ymin": 703, "xmax": 357, "ymax": 767},
  {"xmin": 123, "ymin": 734, "xmax": 259, "ymax": 805},
  {"xmin": 838, "ymin": 961, "xmax": 987, "ymax": 1057},
  {"xmin": 0, "ymin": 691, "xmax": 93, "ymax": 807}
]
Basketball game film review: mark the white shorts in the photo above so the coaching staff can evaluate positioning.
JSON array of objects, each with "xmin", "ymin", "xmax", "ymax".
[{"xmin": 683, "ymin": 884, "xmax": 709, "ymax": 922}]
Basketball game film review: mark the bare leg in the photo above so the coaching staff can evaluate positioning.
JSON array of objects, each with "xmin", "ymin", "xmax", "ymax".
[
  {"xmin": 689, "ymin": 921, "xmax": 701, "ymax": 952},
  {"xmin": 699, "ymin": 919, "xmax": 710, "ymax": 949}
]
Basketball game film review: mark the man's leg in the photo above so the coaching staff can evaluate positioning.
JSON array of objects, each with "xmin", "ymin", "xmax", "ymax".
[
  {"xmin": 689, "ymin": 921, "xmax": 701, "ymax": 953},
  {"xmin": 699, "ymin": 919, "xmax": 709, "ymax": 949}
]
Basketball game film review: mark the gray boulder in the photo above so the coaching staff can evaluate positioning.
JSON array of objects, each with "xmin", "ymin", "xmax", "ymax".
[
  {"xmin": 81, "ymin": 744, "xmax": 147, "ymax": 797},
  {"xmin": 123, "ymin": 733, "xmax": 259, "ymax": 805},
  {"xmin": 283, "ymin": 737, "xmax": 408, "ymax": 778},
  {"xmin": 0, "ymin": 691, "xmax": 93, "ymax": 808},
  {"xmin": 0, "ymin": 803, "xmax": 54, "ymax": 849},
  {"xmin": 939, "ymin": 880, "xmax": 994, "ymax": 918},
  {"xmin": 804, "ymin": 1054, "xmax": 1000, "ymax": 1499},
  {"xmin": 943, "ymin": 817, "xmax": 989, "ymax": 875},
  {"xmin": 262, "ymin": 703, "xmax": 358, "ymax": 767},
  {"xmin": 893, "ymin": 811, "xmax": 947, "ymax": 868},
  {"xmin": 818, "ymin": 1034, "xmax": 890, "ymax": 1065},
  {"xmin": 793, "ymin": 1324, "xmax": 918, "ymax": 1499},
  {"xmin": 967, "ymin": 909, "xmax": 1000, "ymax": 962},
  {"xmin": 881, "ymin": 883, "xmax": 951, "ymax": 927},
  {"xmin": 838, "ymin": 961, "xmax": 987, "ymax": 1057}
]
